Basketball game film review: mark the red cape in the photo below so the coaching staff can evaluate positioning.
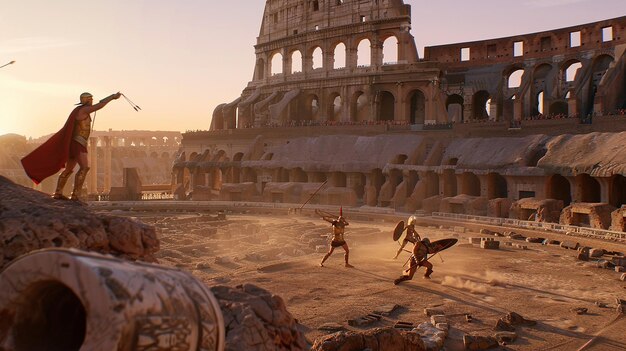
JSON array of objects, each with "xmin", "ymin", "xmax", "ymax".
[{"xmin": 21, "ymin": 106, "xmax": 82, "ymax": 184}]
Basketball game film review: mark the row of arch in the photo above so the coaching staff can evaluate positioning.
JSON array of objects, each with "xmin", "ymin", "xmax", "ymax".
[
  {"xmin": 174, "ymin": 160, "xmax": 626, "ymax": 210},
  {"xmin": 257, "ymin": 35, "xmax": 401, "ymax": 79}
]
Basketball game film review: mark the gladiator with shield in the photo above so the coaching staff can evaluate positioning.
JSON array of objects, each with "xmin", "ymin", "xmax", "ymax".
[
  {"xmin": 393, "ymin": 215, "xmax": 421, "ymax": 259},
  {"xmin": 391, "ymin": 217, "xmax": 457, "ymax": 285}
]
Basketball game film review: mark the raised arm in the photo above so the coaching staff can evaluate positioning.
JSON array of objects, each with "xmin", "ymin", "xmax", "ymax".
[{"xmin": 81, "ymin": 92, "xmax": 121, "ymax": 114}]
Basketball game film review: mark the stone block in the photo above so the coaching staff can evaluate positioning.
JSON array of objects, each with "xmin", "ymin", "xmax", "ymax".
[
  {"xmin": 578, "ymin": 246, "xmax": 591, "ymax": 255},
  {"xmin": 526, "ymin": 237, "xmax": 544, "ymax": 243},
  {"xmin": 616, "ymin": 266, "xmax": 625, "ymax": 273},
  {"xmin": 481, "ymin": 240, "xmax": 500, "ymax": 250},
  {"xmin": 424, "ymin": 308, "xmax": 444, "ymax": 316},
  {"xmin": 493, "ymin": 331, "xmax": 518, "ymax": 344},
  {"xmin": 431, "ymin": 315, "xmax": 446, "ymax": 325},
  {"xmin": 560, "ymin": 241, "xmax": 580, "ymax": 250},
  {"xmin": 463, "ymin": 335, "xmax": 498, "ymax": 350},
  {"xmin": 577, "ymin": 252, "xmax": 589, "ymax": 261},
  {"xmin": 480, "ymin": 229, "xmax": 493, "ymax": 235}
]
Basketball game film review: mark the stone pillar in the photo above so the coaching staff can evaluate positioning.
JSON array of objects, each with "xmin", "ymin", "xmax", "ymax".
[
  {"xmin": 88, "ymin": 137, "xmax": 98, "ymax": 194},
  {"xmin": 103, "ymin": 136, "xmax": 112, "ymax": 193},
  {"xmin": 303, "ymin": 52, "xmax": 313, "ymax": 75},
  {"xmin": 463, "ymin": 97, "xmax": 472, "ymax": 122},
  {"xmin": 489, "ymin": 103, "xmax": 498, "ymax": 121},
  {"xmin": 324, "ymin": 48, "xmax": 334, "ymax": 74},
  {"xmin": 347, "ymin": 46, "xmax": 358, "ymax": 70},
  {"xmin": 597, "ymin": 178, "xmax": 611, "ymax": 204},
  {"xmin": 395, "ymin": 82, "xmax": 404, "ymax": 122},
  {"xmin": 478, "ymin": 174, "xmax": 489, "ymax": 198},
  {"xmin": 514, "ymin": 97, "xmax": 523, "ymax": 121},
  {"xmin": 567, "ymin": 94, "xmax": 579, "ymax": 117},
  {"xmin": 371, "ymin": 37, "xmax": 383, "ymax": 68},
  {"xmin": 0, "ymin": 249, "xmax": 225, "ymax": 351}
]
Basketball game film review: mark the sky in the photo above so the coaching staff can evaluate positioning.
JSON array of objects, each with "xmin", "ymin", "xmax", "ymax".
[{"xmin": 0, "ymin": 0, "xmax": 624, "ymax": 139}]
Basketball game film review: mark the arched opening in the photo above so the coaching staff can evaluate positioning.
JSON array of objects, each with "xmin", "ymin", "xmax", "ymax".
[
  {"xmin": 564, "ymin": 61, "xmax": 582, "ymax": 82},
  {"xmin": 312, "ymin": 46, "xmax": 323, "ymax": 70},
  {"xmin": 291, "ymin": 50, "xmax": 303, "ymax": 74},
  {"xmin": 507, "ymin": 69, "xmax": 524, "ymax": 88},
  {"xmin": 328, "ymin": 93, "xmax": 342, "ymax": 121},
  {"xmin": 536, "ymin": 91, "xmax": 545, "ymax": 115},
  {"xmin": 357, "ymin": 39, "xmax": 371, "ymax": 67},
  {"xmin": 446, "ymin": 94, "xmax": 464, "ymax": 122},
  {"xmin": 382, "ymin": 36, "xmax": 398, "ymax": 65},
  {"xmin": 576, "ymin": 174, "xmax": 601, "ymax": 203},
  {"xmin": 443, "ymin": 169, "xmax": 457, "ymax": 197},
  {"xmin": 391, "ymin": 154, "xmax": 408, "ymax": 165},
  {"xmin": 487, "ymin": 173, "xmax": 508, "ymax": 199},
  {"xmin": 305, "ymin": 94, "xmax": 320, "ymax": 120},
  {"xmin": 13, "ymin": 281, "xmax": 86, "ymax": 351},
  {"xmin": 609, "ymin": 174, "xmax": 626, "ymax": 208},
  {"xmin": 270, "ymin": 52, "xmax": 283, "ymax": 75},
  {"xmin": 547, "ymin": 174, "xmax": 571, "ymax": 206},
  {"xmin": 549, "ymin": 101, "xmax": 568, "ymax": 116},
  {"xmin": 277, "ymin": 168, "xmax": 289, "ymax": 182},
  {"xmin": 332, "ymin": 172, "xmax": 347, "ymax": 187},
  {"xmin": 233, "ymin": 152, "xmax": 244, "ymax": 162},
  {"xmin": 472, "ymin": 90, "xmax": 490, "ymax": 120},
  {"xmin": 408, "ymin": 90, "xmax": 426, "ymax": 124},
  {"xmin": 291, "ymin": 168, "xmax": 307, "ymax": 182},
  {"xmin": 351, "ymin": 91, "xmax": 369, "ymax": 122},
  {"xmin": 333, "ymin": 42, "xmax": 347, "ymax": 69},
  {"xmin": 379, "ymin": 91, "xmax": 395, "ymax": 121},
  {"xmin": 461, "ymin": 172, "xmax": 481, "ymax": 196}
]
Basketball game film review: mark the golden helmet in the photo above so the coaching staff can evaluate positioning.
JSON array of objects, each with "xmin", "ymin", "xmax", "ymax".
[{"xmin": 407, "ymin": 215, "xmax": 417, "ymax": 226}]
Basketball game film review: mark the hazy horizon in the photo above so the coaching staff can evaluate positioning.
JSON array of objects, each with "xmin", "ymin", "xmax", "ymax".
[{"xmin": 1, "ymin": 0, "xmax": 624, "ymax": 139}]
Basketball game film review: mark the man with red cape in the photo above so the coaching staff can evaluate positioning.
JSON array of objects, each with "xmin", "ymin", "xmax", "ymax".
[{"xmin": 21, "ymin": 92, "xmax": 121, "ymax": 200}]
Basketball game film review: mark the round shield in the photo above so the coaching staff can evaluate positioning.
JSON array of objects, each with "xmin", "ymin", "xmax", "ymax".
[{"xmin": 392, "ymin": 220, "xmax": 405, "ymax": 241}]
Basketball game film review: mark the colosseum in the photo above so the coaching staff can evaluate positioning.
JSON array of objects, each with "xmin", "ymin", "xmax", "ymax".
[{"xmin": 173, "ymin": 1, "xmax": 626, "ymax": 231}]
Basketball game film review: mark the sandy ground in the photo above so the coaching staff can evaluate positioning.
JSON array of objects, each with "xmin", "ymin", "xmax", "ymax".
[{"xmin": 128, "ymin": 211, "xmax": 626, "ymax": 350}]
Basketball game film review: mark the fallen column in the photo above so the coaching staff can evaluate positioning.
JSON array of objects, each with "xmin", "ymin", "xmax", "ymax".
[{"xmin": 0, "ymin": 248, "xmax": 224, "ymax": 351}]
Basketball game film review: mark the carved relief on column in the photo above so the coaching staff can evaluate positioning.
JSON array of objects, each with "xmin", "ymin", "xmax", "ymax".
[
  {"xmin": 88, "ymin": 136, "xmax": 98, "ymax": 194},
  {"xmin": 0, "ymin": 249, "xmax": 225, "ymax": 351},
  {"xmin": 104, "ymin": 136, "xmax": 112, "ymax": 193}
]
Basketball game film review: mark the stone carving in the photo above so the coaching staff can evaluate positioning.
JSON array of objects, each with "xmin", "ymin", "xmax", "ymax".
[{"xmin": 0, "ymin": 249, "xmax": 224, "ymax": 351}]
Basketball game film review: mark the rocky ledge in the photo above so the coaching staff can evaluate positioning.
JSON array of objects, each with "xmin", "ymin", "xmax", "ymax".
[{"xmin": 0, "ymin": 176, "xmax": 159, "ymax": 269}]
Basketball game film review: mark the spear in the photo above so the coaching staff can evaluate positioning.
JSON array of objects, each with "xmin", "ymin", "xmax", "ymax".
[
  {"xmin": 299, "ymin": 180, "xmax": 328, "ymax": 210},
  {"xmin": 0, "ymin": 60, "xmax": 15, "ymax": 69}
]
